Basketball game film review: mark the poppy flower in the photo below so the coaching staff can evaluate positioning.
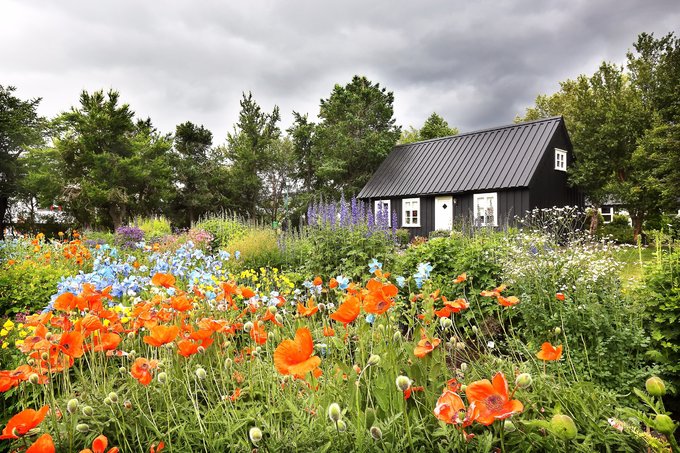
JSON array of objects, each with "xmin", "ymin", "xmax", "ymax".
[
  {"xmin": 0, "ymin": 405, "xmax": 50, "ymax": 439},
  {"xmin": 249, "ymin": 321, "xmax": 267, "ymax": 345},
  {"xmin": 27, "ymin": 433, "xmax": 55, "ymax": 453},
  {"xmin": 260, "ymin": 310, "xmax": 283, "ymax": 326},
  {"xmin": 323, "ymin": 325, "xmax": 336, "ymax": 337},
  {"xmin": 273, "ymin": 327, "xmax": 321, "ymax": 378},
  {"xmin": 480, "ymin": 284, "xmax": 507, "ymax": 298},
  {"xmin": 177, "ymin": 339, "xmax": 201, "ymax": 357},
  {"xmin": 363, "ymin": 279, "xmax": 398, "ymax": 315},
  {"xmin": 330, "ymin": 295, "xmax": 360, "ymax": 326},
  {"xmin": 556, "ymin": 293, "xmax": 565, "ymax": 301},
  {"xmin": 433, "ymin": 306, "xmax": 453, "ymax": 318},
  {"xmin": 454, "ymin": 273, "xmax": 467, "ymax": 284},
  {"xmin": 59, "ymin": 331, "xmax": 85, "ymax": 358},
  {"xmin": 313, "ymin": 276, "xmax": 323, "ymax": 286},
  {"xmin": 80, "ymin": 434, "xmax": 119, "ymax": 453},
  {"xmin": 170, "ymin": 295, "xmax": 193, "ymax": 312},
  {"xmin": 465, "ymin": 372, "xmax": 523, "ymax": 425},
  {"xmin": 149, "ymin": 442, "xmax": 165, "ymax": 453},
  {"xmin": 143, "ymin": 325, "xmax": 180, "ymax": 347},
  {"xmin": 240, "ymin": 287, "xmax": 255, "ymax": 299},
  {"xmin": 151, "ymin": 273, "xmax": 175, "ymax": 288},
  {"xmin": 414, "ymin": 333, "xmax": 441, "ymax": 358},
  {"xmin": 91, "ymin": 332, "xmax": 122, "ymax": 352},
  {"xmin": 433, "ymin": 390, "xmax": 466, "ymax": 424},
  {"xmin": 497, "ymin": 295, "xmax": 520, "ymax": 307},
  {"xmin": 229, "ymin": 388, "xmax": 242, "ymax": 401},
  {"xmin": 297, "ymin": 299, "xmax": 319, "ymax": 317},
  {"xmin": 329, "ymin": 278, "xmax": 338, "ymax": 289},
  {"xmin": 404, "ymin": 385, "xmax": 424, "ymax": 400},
  {"xmin": 536, "ymin": 342, "xmax": 563, "ymax": 361},
  {"xmin": 130, "ymin": 358, "xmax": 159, "ymax": 385},
  {"xmin": 444, "ymin": 297, "xmax": 469, "ymax": 313}
]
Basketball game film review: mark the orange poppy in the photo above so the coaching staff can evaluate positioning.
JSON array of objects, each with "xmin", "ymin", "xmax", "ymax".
[
  {"xmin": 0, "ymin": 405, "xmax": 50, "ymax": 439},
  {"xmin": 434, "ymin": 390, "xmax": 468, "ymax": 424},
  {"xmin": 363, "ymin": 279, "xmax": 398, "ymax": 315},
  {"xmin": 143, "ymin": 325, "xmax": 180, "ymax": 347},
  {"xmin": 414, "ymin": 332, "xmax": 441, "ymax": 358},
  {"xmin": 297, "ymin": 298, "xmax": 319, "ymax": 317},
  {"xmin": 149, "ymin": 442, "xmax": 165, "ymax": 453},
  {"xmin": 249, "ymin": 321, "xmax": 267, "ymax": 345},
  {"xmin": 80, "ymin": 434, "xmax": 119, "ymax": 453},
  {"xmin": 404, "ymin": 385, "xmax": 424, "ymax": 400},
  {"xmin": 465, "ymin": 372, "xmax": 523, "ymax": 425},
  {"xmin": 555, "ymin": 293, "xmax": 565, "ymax": 301},
  {"xmin": 130, "ymin": 358, "xmax": 159, "ymax": 385},
  {"xmin": 240, "ymin": 287, "xmax": 255, "ymax": 299},
  {"xmin": 444, "ymin": 297, "xmax": 469, "ymax": 313},
  {"xmin": 229, "ymin": 388, "xmax": 242, "ymax": 401},
  {"xmin": 170, "ymin": 295, "xmax": 193, "ymax": 312},
  {"xmin": 330, "ymin": 295, "xmax": 360, "ymax": 326},
  {"xmin": 260, "ymin": 310, "xmax": 283, "ymax": 326},
  {"xmin": 91, "ymin": 332, "xmax": 122, "ymax": 352},
  {"xmin": 177, "ymin": 339, "xmax": 201, "ymax": 357},
  {"xmin": 59, "ymin": 331, "xmax": 85, "ymax": 358},
  {"xmin": 273, "ymin": 327, "xmax": 321, "ymax": 378},
  {"xmin": 536, "ymin": 342, "xmax": 563, "ymax": 361},
  {"xmin": 323, "ymin": 325, "xmax": 335, "ymax": 337},
  {"xmin": 151, "ymin": 273, "xmax": 176, "ymax": 288},
  {"xmin": 433, "ymin": 306, "xmax": 453, "ymax": 318},
  {"xmin": 480, "ymin": 284, "xmax": 507, "ymax": 298},
  {"xmin": 27, "ymin": 433, "xmax": 55, "ymax": 453},
  {"xmin": 497, "ymin": 295, "xmax": 520, "ymax": 307},
  {"xmin": 454, "ymin": 273, "xmax": 467, "ymax": 284},
  {"xmin": 313, "ymin": 276, "xmax": 323, "ymax": 286},
  {"xmin": 329, "ymin": 278, "xmax": 338, "ymax": 289}
]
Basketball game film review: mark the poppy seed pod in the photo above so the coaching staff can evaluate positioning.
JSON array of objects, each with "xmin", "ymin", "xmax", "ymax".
[
  {"xmin": 81, "ymin": 405, "xmax": 94, "ymax": 417},
  {"xmin": 395, "ymin": 375, "xmax": 411, "ymax": 392},
  {"xmin": 515, "ymin": 373, "xmax": 533, "ymax": 389},
  {"xmin": 654, "ymin": 414, "xmax": 674, "ymax": 435},
  {"xmin": 243, "ymin": 321, "xmax": 254, "ymax": 333},
  {"xmin": 551, "ymin": 414, "xmax": 577, "ymax": 440},
  {"xmin": 367, "ymin": 354, "xmax": 381, "ymax": 367},
  {"xmin": 76, "ymin": 423, "xmax": 90, "ymax": 433},
  {"xmin": 108, "ymin": 392, "xmax": 119, "ymax": 403},
  {"xmin": 328, "ymin": 403, "xmax": 342, "ymax": 422},
  {"xmin": 645, "ymin": 376, "xmax": 666, "ymax": 397},
  {"xmin": 249, "ymin": 426, "xmax": 263, "ymax": 444},
  {"xmin": 67, "ymin": 398, "xmax": 79, "ymax": 414},
  {"xmin": 369, "ymin": 426, "xmax": 383, "ymax": 440},
  {"xmin": 195, "ymin": 367, "xmax": 207, "ymax": 380},
  {"xmin": 157, "ymin": 372, "xmax": 168, "ymax": 384}
]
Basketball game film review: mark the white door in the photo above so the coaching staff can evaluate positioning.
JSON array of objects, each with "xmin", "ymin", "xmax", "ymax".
[{"xmin": 435, "ymin": 196, "xmax": 453, "ymax": 231}]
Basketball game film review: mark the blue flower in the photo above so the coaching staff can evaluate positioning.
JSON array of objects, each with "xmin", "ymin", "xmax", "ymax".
[
  {"xmin": 368, "ymin": 258, "xmax": 383, "ymax": 273},
  {"xmin": 365, "ymin": 314, "xmax": 376, "ymax": 325},
  {"xmin": 335, "ymin": 275, "xmax": 350, "ymax": 290},
  {"xmin": 395, "ymin": 276, "xmax": 406, "ymax": 288}
]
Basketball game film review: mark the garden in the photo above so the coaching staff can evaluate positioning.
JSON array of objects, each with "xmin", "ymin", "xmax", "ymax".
[{"xmin": 0, "ymin": 203, "xmax": 679, "ymax": 452}]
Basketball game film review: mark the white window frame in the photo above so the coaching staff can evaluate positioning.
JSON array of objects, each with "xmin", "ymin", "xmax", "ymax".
[
  {"xmin": 599, "ymin": 206, "xmax": 614, "ymax": 224},
  {"xmin": 374, "ymin": 199, "xmax": 391, "ymax": 227},
  {"xmin": 554, "ymin": 148, "xmax": 567, "ymax": 171},
  {"xmin": 402, "ymin": 198, "xmax": 421, "ymax": 227},
  {"xmin": 473, "ymin": 192, "xmax": 498, "ymax": 227}
]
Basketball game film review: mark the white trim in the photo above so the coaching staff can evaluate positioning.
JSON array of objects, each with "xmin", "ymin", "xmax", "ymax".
[
  {"xmin": 555, "ymin": 148, "xmax": 567, "ymax": 171},
  {"xmin": 374, "ymin": 199, "xmax": 391, "ymax": 227},
  {"xmin": 402, "ymin": 198, "xmax": 421, "ymax": 227},
  {"xmin": 473, "ymin": 192, "xmax": 498, "ymax": 227}
]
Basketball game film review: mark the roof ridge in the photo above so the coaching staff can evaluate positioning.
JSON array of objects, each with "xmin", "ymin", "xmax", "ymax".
[{"xmin": 394, "ymin": 115, "xmax": 563, "ymax": 148}]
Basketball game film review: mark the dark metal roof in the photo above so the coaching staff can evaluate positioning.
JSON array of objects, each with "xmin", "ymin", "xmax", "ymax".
[{"xmin": 358, "ymin": 116, "xmax": 565, "ymax": 199}]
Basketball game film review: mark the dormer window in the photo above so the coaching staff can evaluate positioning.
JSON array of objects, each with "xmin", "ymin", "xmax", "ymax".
[{"xmin": 555, "ymin": 149, "xmax": 567, "ymax": 171}]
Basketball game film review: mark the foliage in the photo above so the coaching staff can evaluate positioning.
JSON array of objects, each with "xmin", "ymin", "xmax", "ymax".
[
  {"xmin": 599, "ymin": 215, "xmax": 634, "ymax": 244},
  {"xmin": 399, "ymin": 112, "xmax": 459, "ymax": 144},
  {"xmin": 226, "ymin": 228, "xmax": 283, "ymax": 270},
  {"xmin": 0, "ymin": 85, "xmax": 45, "ymax": 240},
  {"xmin": 639, "ymin": 246, "xmax": 680, "ymax": 392},
  {"xmin": 194, "ymin": 214, "xmax": 248, "ymax": 250},
  {"xmin": 133, "ymin": 216, "xmax": 172, "ymax": 242}
]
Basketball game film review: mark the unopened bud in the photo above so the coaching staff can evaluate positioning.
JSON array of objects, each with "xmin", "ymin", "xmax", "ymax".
[
  {"xmin": 395, "ymin": 375, "xmax": 411, "ymax": 392},
  {"xmin": 41, "ymin": 352, "xmax": 49, "ymax": 361},
  {"xmin": 328, "ymin": 403, "xmax": 342, "ymax": 422},
  {"xmin": 317, "ymin": 303, "xmax": 326, "ymax": 312},
  {"xmin": 554, "ymin": 327, "xmax": 562, "ymax": 335},
  {"xmin": 103, "ymin": 397, "xmax": 112, "ymax": 405},
  {"xmin": 370, "ymin": 426, "xmax": 383, "ymax": 440},
  {"xmin": 455, "ymin": 342, "xmax": 466, "ymax": 350},
  {"xmin": 127, "ymin": 332, "xmax": 135, "ymax": 339},
  {"xmin": 195, "ymin": 367, "xmax": 207, "ymax": 380},
  {"xmin": 108, "ymin": 392, "xmax": 118, "ymax": 403},
  {"xmin": 392, "ymin": 331, "xmax": 401, "ymax": 342},
  {"xmin": 439, "ymin": 317, "xmax": 453, "ymax": 329},
  {"xmin": 268, "ymin": 306, "xmax": 277, "ymax": 314},
  {"xmin": 654, "ymin": 414, "xmax": 674, "ymax": 435},
  {"xmin": 81, "ymin": 405, "xmax": 93, "ymax": 417},
  {"xmin": 76, "ymin": 423, "xmax": 90, "ymax": 433},
  {"xmin": 249, "ymin": 426, "xmax": 263, "ymax": 444},
  {"xmin": 123, "ymin": 400, "xmax": 132, "ymax": 410},
  {"xmin": 336, "ymin": 419, "xmax": 347, "ymax": 432},
  {"xmin": 224, "ymin": 358, "xmax": 233, "ymax": 369},
  {"xmin": 119, "ymin": 366, "xmax": 127, "ymax": 375},
  {"xmin": 646, "ymin": 376, "xmax": 666, "ymax": 397},
  {"xmin": 367, "ymin": 354, "xmax": 381, "ymax": 367},
  {"xmin": 515, "ymin": 373, "xmax": 533, "ymax": 389},
  {"xmin": 243, "ymin": 322, "xmax": 254, "ymax": 333},
  {"xmin": 197, "ymin": 346, "xmax": 205, "ymax": 354},
  {"xmin": 551, "ymin": 414, "xmax": 577, "ymax": 440},
  {"xmin": 28, "ymin": 373, "xmax": 40, "ymax": 385},
  {"xmin": 504, "ymin": 420, "xmax": 516, "ymax": 432},
  {"xmin": 157, "ymin": 372, "xmax": 168, "ymax": 384},
  {"xmin": 460, "ymin": 362, "xmax": 468, "ymax": 371},
  {"xmin": 27, "ymin": 358, "xmax": 36, "ymax": 366},
  {"xmin": 274, "ymin": 314, "xmax": 283, "ymax": 325},
  {"xmin": 45, "ymin": 332, "xmax": 52, "ymax": 340},
  {"xmin": 67, "ymin": 398, "xmax": 79, "ymax": 414},
  {"xmin": 267, "ymin": 331, "xmax": 277, "ymax": 341}
]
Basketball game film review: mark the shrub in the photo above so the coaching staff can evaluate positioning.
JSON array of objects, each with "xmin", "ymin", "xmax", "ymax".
[
  {"xmin": 600, "ymin": 214, "xmax": 634, "ymax": 244},
  {"xmin": 194, "ymin": 214, "xmax": 247, "ymax": 249},
  {"xmin": 226, "ymin": 228, "xmax": 283, "ymax": 269},
  {"xmin": 133, "ymin": 216, "xmax": 172, "ymax": 241},
  {"xmin": 0, "ymin": 259, "xmax": 73, "ymax": 317}
]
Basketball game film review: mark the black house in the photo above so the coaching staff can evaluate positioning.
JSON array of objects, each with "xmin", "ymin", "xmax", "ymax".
[{"xmin": 357, "ymin": 116, "xmax": 583, "ymax": 237}]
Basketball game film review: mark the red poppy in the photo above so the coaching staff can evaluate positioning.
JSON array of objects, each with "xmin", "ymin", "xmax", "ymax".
[
  {"xmin": 404, "ymin": 385, "xmax": 424, "ymax": 400},
  {"xmin": 414, "ymin": 332, "xmax": 441, "ymax": 358},
  {"xmin": 80, "ymin": 434, "xmax": 119, "ymax": 453},
  {"xmin": 273, "ymin": 327, "xmax": 321, "ymax": 378},
  {"xmin": 143, "ymin": 325, "xmax": 180, "ymax": 347},
  {"xmin": 297, "ymin": 299, "xmax": 319, "ymax": 317},
  {"xmin": 0, "ymin": 405, "xmax": 50, "ymax": 439},
  {"xmin": 363, "ymin": 279, "xmax": 398, "ymax": 315},
  {"xmin": 130, "ymin": 358, "xmax": 159, "ymax": 385},
  {"xmin": 150, "ymin": 442, "xmax": 165, "ymax": 453},
  {"xmin": 27, "ymin": 433, "xmax": 55, "ymax": 453},
  {"xmin": 59, "ymin": 331, "xmax": 85, "ymax": 358},
  {"xmin": 536, "ymin": 342, "xmax": 563, "ymax": 361},
  {"xmin": 556, "ymin": 292, "xmax": 565, "ymax": 301},
  {"xmin": 465, "ymin": 372, "xmax": 523, "ymax": 425},
  {"xmin": 151, "ymin": 273, "xmax": 175, "ymax": 288},
  {"xmin": 330, "ymin": 295, "xmax": 360, "ymax": 326}
]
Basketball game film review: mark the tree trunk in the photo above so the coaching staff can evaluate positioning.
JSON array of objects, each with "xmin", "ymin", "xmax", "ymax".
[
  {"xmin": 109, "ymin": 204, "xmax": 127, "ymax": 230},
  {"xmin": 0, "ymin": 196, "xmax": 8, "ymax": 240},
  {"xmin": 631, "ymin": 214, "xmax": 644, "ymax": 244},
  {"xmin": 589, "ymin": 204, "xmax": 601, "ymax": 237}
]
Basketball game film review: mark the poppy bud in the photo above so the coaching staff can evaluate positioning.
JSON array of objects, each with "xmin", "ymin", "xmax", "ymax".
[
  {"xmin": 471, "ymin": 326, "xmax": 478, "ymax": 334},
  {"xmin": 645, "ymin": 376, "xmax": 666, "ymax": 397},
  {"xmin": 119, "ymin": 366, "xmax": 127, "ymax": 375},
  {"xmin": 104, "ymin": 397, "xmax": 112, "ymax": 405},
  {"xmin": 67, "ymin": 398, "xmax": 79, "ymax": 414},
  {"xmin": 654, "ymin": 414, "xmax": 675, "ymax": 435},
  {"xmin": 364, "ymin": 408, "xmax": 376, "ymax": 429},
  {"xmin": 197, "ymin": 346, "xmax": 205, "ymax": 354},
  {"xmin": 123, "ymin": 400, "xmax": 132, "ymax": 410},
  {"xmin": 392, "ymin": 331, "xmax": 401, "ymax": 342},
  {"xmin": 12, "ymin": 428, "xmax": 20, "ymax": 437},
  {"xmin": 328, "ymin": 403, "xmax": 342, "ymax": 422},
  {"xmin": 108, "ymin": 392, "xmax": 119, "ymax": 403},
  {"xmin": 515, "ymin": 373, "xmax": 533, "ymax": 389},
  {"xmin": 504, "ymin": 420, "xmax": 516, "ymax": 432},
  {"xmin": 336, "ymin": 419, "xmax": 347, "ymax": 432},
  {"xmin": 317, "ymin": 303, "xmax": 326, "ymax": 312},
  {"xmin": 551, "ymin": 414, "xmax": 577, "ymax": 440},
  {"xmin": 82, "ymin": 405, "xmax": 94, "ymax": 417},
  {"xmin": 395, "ymin": 375, "xmax": 411, "ymax": 392},
  {"xmin": 195, "ymin": 367, "xmax": 207, "ymax": 380},
  {"xmin": 460, "ymin": 362, "xmax": 468, "ymax": 371},
  {"xmin": 268, "ymin": 306, "xmax": 277, "ymax": 314},
  {"xmin": 128, "ymin": 350, "xmax": 136, "ymax": 357},
  {"xmin": 439, "ymin": 317, "xmax": 452, "ymax": 329},
  {"xmin": 45, "ymin": 332, "xmax": 52, "ymax": 340},
  {"xmin": 369, "ymin": 426, "xmax": 383, "ymax": 440},
  {"xmin": 249, "ymin": 426, "xmax": 263, "ymax": 444},
  {"xmin": 455, "ymin": 342, "xmax": 466, "ymax": 350},
  {"xmin": 127, "ymin": 332, "xmax": 135, "ymax": 339},
  {"xmin": 367, "ymin": 354, "xmax": 381, "ymax": 367},
  {"xmin": 377, "ymin": 324, "xmax": 385, "ymax": 332},
  {"xmin": 243, "ymin": 322, "xmax": 254, "ymax": 332},
  {"xmin": 275, "ymin": 314, "xmax": 284, "ymax": 325},
  {"xmin": 27, "ymin": 358, "xmax": 35, "ymax": 366},
  {"xmin": 76, "ymin": 423, "xmax": 90, "ymax": 433},
  {"xmin": 267, "ymin": 331, "xmax": 277, "ymax": 342},
  {"xmin": 28, "ymin": 373, "xmax": 40, "ymax": 385},
  {"xmin": 224, "ymin": 358, "xmax": 233, "ymax": 369},
  {"xmin": 41, "ymin": 352, "xmax": 49, "ymax": 361},
  {"xmin": 157, "ymin": 372, "xmax": 168, "ymax": 384},
  {"xmin": 256, "ymin": 346, "xmax": 262, "ymax": 354},
  {"xmin": 554, "ymin": 327, "xmax": 562, "ymax": 335}
]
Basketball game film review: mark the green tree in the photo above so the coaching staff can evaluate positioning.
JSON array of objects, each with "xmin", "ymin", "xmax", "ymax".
[
  {"xmin": 226, "ymin": 92, "xmax": 281, "ymax": 219},
  {"xmin": 287, "ymin": 112, "xmax": 318, "ymax": 194},
  {"xmin": 53, "ymin": 90, "xmax": 172, "ymax": 229},
  {"xmin": 260, "ymin": 137, "xmax": 296, "ymax": 225},
  {"xmin": 0, "ymin": 86, "xmax": 44, "ymax": 239},
  {"xmin": 314, "ymin": 76, "xmax": 401, "ymax": 196},
  {"xmin": 399, "ymin": 112, "xmax": 458, "ymax": 144}
]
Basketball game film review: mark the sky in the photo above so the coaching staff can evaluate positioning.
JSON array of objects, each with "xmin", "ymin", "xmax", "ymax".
[{"xmin": 1, "ymin": 0, "xmax": 678, "ymax": 142}]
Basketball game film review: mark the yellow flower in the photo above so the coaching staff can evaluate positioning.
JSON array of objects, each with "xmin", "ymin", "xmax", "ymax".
[
  {"xmin": 15, "ymin": 339, "xmax": 24, "ymax": 347},
  {"xmin": 2, "ymin": 319, "xmax": 14, "ymax": 329},
  {"xmin": 103, "ymin": 320, "xmax": 110, "ymax": 327},
  {"xmin": 17, "ymin": 323, "xmax": 23, "ymax": 329},
  {"xmin": 1, "ymin": 342, "xmax": 8, "ymax": 349},
  {"xmin": 0, "ymin": 329, "xmax": 8, "ymax": 337},
  {"xmin": 19, "ymin": 330, "xmax": 27, "ymax": 338},
  {"xmin": 121, "ymin": 317, "xmax": 130, "ymax": 324}
]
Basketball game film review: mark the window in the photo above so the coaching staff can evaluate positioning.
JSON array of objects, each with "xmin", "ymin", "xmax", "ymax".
[
  {"xmin": 473, "ymin": 192, "xmax": 497, "ymax": 227},
  {"xmin": 402, "ymin": 198, "xmax": 420, "ymax": 227},
  {"xmin": 555, "ymin": 148, "xmax": 567, "ymax": 171},
  {"xmin": 599, "ymin": 207, "xmax": 614, "ymax": 224},
  {"xmin": 374, "ymin": 200, "xmax": 391, "ymax": 227}
]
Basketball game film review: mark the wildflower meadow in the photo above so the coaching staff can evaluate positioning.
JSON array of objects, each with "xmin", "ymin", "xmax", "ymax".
[{"xmin": 0, "ymin": 205, "xmax": 678, "ymax": 452}]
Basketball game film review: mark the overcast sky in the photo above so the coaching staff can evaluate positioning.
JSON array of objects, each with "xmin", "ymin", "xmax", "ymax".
[{"xmin": 1, "ymin": 0, "xmax": 678, "ymax": 142}]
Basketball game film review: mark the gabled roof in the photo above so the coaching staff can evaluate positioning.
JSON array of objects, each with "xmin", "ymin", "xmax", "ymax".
[{"xmin": 358, "ymin": 116, "xmax": 565, "ymax": 199}]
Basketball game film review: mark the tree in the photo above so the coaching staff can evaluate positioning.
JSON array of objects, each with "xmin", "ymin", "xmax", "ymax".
[
  {"xmin": 287, "ymin": 112, "xmax": 318, "ymax": 194},
  {"xmin": 399, "ymin": 112, "xmax": 458, "ymax": 144},
  {"xmin": 0, "ymin": 86, "xmax": 44, "ymax": 239},
  {"xmin": 225, "ymin": 92, "xmax": 281, "ymax": 219},
  {"xmin": 314, "ymin": 76, "xmax": 401, "ymax": 196},
  {"xmin": 53, "ymin": 90, "xmax": 172, "ymax": 229},
  {"xmin": 260, "ymin": 137, "xmax": 296, "ymax": 224}
]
